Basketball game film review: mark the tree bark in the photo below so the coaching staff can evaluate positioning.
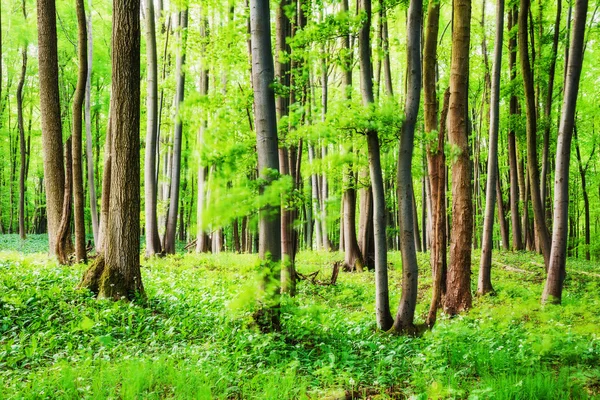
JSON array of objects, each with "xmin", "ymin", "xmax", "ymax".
[
  {"xmin": 445, "ymin": 0, "xmax": 473, "ymax": 315},
  {"xmin": 164, "ymin": 9, "xmax": 188, "ymax": 254},
  {"xmin": 72, "ymin": 0, "xmax": 88, "ymax": 263},
  {"xmin": 80, "ymin": 0, "xmax": 144, "ymax": 300},
  {"xmin": 17, "ymin": 45, "xmax": 27, "ymax": 240},
  {"xmin": 359, "ymin": 0, "xmax": 393, "ymax": 330},
  {"xmin": 37, "ymin": 0, "xmax": 66, "ymax": 255},
  {"xmin": 144, "ymin": 0, "xmax": 162, "ymax": 256},
  {"xmin": 542, "ymin": 0, "xmax": 588, "ymax": 302},
  {"xmin": 393, "ymin": 0, "xmax": 422, "ymax": 333},
  {"xmin": 519, "ymin": 0, "xmax": 551, "ymax": 266},
  {"xmin": 478, "ymin": 0, "xmax": 504, "ymax": 295},
  {"xmin": 56, "ymin": 138, "xmax": 73, "ymax": 264},
  {"xmin": 574, "ymin": 126, "xmax": 594, "ymax": 261},
  {"xmin": 85, "ymin": 0, "xmax": 99, "ymax": 248},
  {"xmin": 250, "ymin": 0, "xmax": 282, "ymax": 322}
]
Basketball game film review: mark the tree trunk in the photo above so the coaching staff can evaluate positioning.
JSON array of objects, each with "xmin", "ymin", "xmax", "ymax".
[
  {"xmin": 540, "ymin": 0, "xmax": 562, "ymax": 216},
  {"xmin": 72, "ymin": 0, "xmax": 88, "ymax": 263},
  {"xmin": 543, "ymin": 0, "xmax": 587, "ymax": 302},
  {"xmin": 343, "ymin": 167, "xmax": 365, "ymax": 272},
  {"xmin": 507, "ymin": 7, "xmax": 523, "ymax": 250},
  {"xmin": 85, "ymin": 0, "xmax": 99, "ymax": 248},
  {"xmin": 250, "ymin": 0, "xmax": 282, "ymax": 328},
  {"xmin": 445, "ymin": 0, "xmax": 473, "ymax": 315},
  {"xmin": 37, "ymin": 0, "xmax": 66, "ymax": 255},
  {"xmin": 144, "ymin": 0, "xmax": 162, "ymax": 256},
  {"xmin": 392, "ymin": 0, "xmax": 422, "ymax": 333},
  {"xmin": 97, "ymin": 98, "xmax": 112, "ymax": 253},
  {"xmin": 478, "ymin": 0, "xmax": 504, "ymax": 296},
  {"xmin": 359, "ymin": 0, "xmax": 393, "ymax": 330},
  {"xmin": 17, "ymin": 45, "xmax": 27, "ymax": 240},
  {"xmin": 574, "ymin": 126, "xmax": 594, "ymax": 261},
  {"xmin": 519, "ymin": 0, "xmax": 551, "ymax": 267},
  {"xmin": 496, "ymin": 166, "xmax": 510, "ymax": 250},
  {"xmin": 358, "ymin": 169, "xmax": 374, "ymax": 269},
  {"xmin": 164, "ymin": 9, "xmax": 188, "ymax": 254},
  {"xmin": 80, "ymin": 0, "xmax": 144, "ymax": 300}
]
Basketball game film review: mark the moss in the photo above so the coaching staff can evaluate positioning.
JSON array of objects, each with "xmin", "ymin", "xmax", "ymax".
[{"xmin": 77, "ymin": 255, "xmax": 106, "ymax": 295}]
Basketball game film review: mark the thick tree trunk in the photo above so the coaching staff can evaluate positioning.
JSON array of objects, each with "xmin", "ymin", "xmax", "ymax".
[
  {"xmin": 543, "ymin": 0, "xmax": 587, "ymax": 302},
  {"xmin": 17, "ymin": 46, "xmax": 27, "ymax": 240},
  {"xmin": 445, "ymin": 0, "xmax": 473, "ymax": 315},
  {"xmin": 144, "ymin": 0, "xmax": 162, "ymax": 256},
  {"xmin": 478, "ymin": 0, "xmax": 504, "ymax": 296},
  {"xmin": 85, "ymin": 0, "xmax": 99, "ymax": 247},
  {"xmin": 393, "ymin": 0, "xmax": 422, "ymax": 333},
  {"xmin": 72, "ymin": 0, "xmax": 88, "ymax": 263},
  {"xmin": 164, "ymin": 9, "xmax": 188, "ymax": 254},
  {"xmin": 519, "ymin": 0, "xmax": 551, "ymax": 267},
  {"xmin": 250, "ymin": 0, "xmax": 282, "ymax": 326},
  {"xmin": 359, "ymin": 0, "xmax": 393, "ymax": 330},
  {"xmin": 37, "ymin": 0, "xmax": 66, "ymax": 255},
  {"xmin": 80, "ymin": 0, "xmax": 144, "ymax": 300}
]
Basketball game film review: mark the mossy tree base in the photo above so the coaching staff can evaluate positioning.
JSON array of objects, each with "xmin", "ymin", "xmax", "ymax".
[{"xmin": 77, "ymin": 255, "xmax": 145, "ymax": 301}]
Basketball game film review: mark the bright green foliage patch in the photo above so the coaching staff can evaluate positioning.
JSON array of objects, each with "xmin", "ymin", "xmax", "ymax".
[{"xmin": 0, "ymin": 245, "xmax": 599, "ymax": 399}]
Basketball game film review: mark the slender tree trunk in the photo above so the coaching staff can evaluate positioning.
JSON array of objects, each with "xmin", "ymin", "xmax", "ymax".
[
  {"xmin": 507, "ymin": 7, "xmax": 523, "ymax": 250},
  {"xmin": 144, "ymin": 0, "xmax": 162, "ymax": 256},
  {"xmin": 17, "ymin": 45, "xmax": 27, "ymax": 240},
  {"xmin": 164, "ymin": 9, "xmax": 188, "ymax": 254},
  {"xmin": 574, "ymin": 126, "xmax": 594, "ymax": 261},
  {"xmin": 540, "ymin": 0, "xmax": 562, "ymax": 215},
  {"xmin": 478, "ymin": 0, "xmax": 504, "ymax": 295},
  {"xmin": 445, "ymin": 0, "xmax": 473, "ymax": 315},
  {"xmin": 543, "ymin": 0, "xmax": 587, "ymax": 304},
  {"xmin": 393, "ymin": 0, "xmax": 422, "ymax": 332},
  {"xmin": 519, "ymin": 0, "xmax": 551, "ymax": 266},
  {"xmin": 37, "ymin": 0, "xmax": 66, "ymax": 255},
  {"xmin": 85, "ymin": 0, "xmax": 99, "ymax": 247},
  {"xmin": 359, "ymin": 0, "xmax": 393, "ymax": 330},
  {"xmin": 423, "ymin": 0, "xmax": 446, "ymax": 327},
  {"xmin": 56, "ymin": 138, "xmax": 73, "ymax": 264},
  {"xmin": 496, "ymin": 166, "xmax": 510, "ymax": 250},
  {"xmin": 97, "ymin": 101, "xmax": 112, "ymax": 253},
  {"xmin": 72, "ymin": 0, "xmax": 88, "ymax": 263}
]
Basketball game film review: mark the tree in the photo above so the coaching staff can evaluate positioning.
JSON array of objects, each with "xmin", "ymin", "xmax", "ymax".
[
  {"xmin": 79, "ymin": 0, "xmax": 144, "ymax": 300},
  {"xmin": 72, "ymin": 0, "xmax": 88, "ymax": 263},
  {"xmin": 164, "ymin": 8, "xmax": 189, "ymax": 254},
  {"xmin": 519, "ymin": 0, "xmax": 550, "ymax": 266},
  {"xmin": 478, "ymin": 0, "xmax": 505, "ymax": 295},
  {"xmin": 393, "ymin": 0, "xmax": 422, "ymax": 332},
  {"xmin": 144, "ymin": 0, "xmax": 162, "ymax": 257},
  {"xmin": 250, "ymin": 0, "xmax": 281, "ymax": 327},
  {"xmin": 445, "ymin": 0, "xmax": 473, "ymax": 315},
  {"xmin": 17, "ymin": 1, "xmax": 28, "ymax": 240},
  {"xmin": 359, "ymin": 0, "xmax": 393, "ymax": 330},
  {"xmin": 542, "ymin": 0, "xmax": 588, "ymax": 304},
  {"xmin": 37, "ymin": 0, "xmax": 66, "ymax": 255}
]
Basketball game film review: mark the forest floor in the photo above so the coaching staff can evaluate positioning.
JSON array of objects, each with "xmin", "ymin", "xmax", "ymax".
[{"xmin": 0, "ymin": 235, "xmax": 599, "ymax": 399}]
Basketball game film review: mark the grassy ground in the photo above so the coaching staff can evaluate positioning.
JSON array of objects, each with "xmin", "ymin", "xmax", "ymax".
[{"xmin": 0, "ymin": 235, "xmax": 599, "ymax": 399}]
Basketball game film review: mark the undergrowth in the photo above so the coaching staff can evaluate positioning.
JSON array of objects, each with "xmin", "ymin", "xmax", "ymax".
[{"xmin": 0, "ymin": 236, "xmax": 599, "ymax": 399}]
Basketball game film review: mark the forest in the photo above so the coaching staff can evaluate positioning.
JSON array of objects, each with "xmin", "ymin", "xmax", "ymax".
[{"xmin": 0, "ymin": 0, "xmax": 599, "ymax": 397}]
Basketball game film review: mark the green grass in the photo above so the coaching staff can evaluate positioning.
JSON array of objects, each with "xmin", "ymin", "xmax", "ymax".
[{"xmin": 0, "ymin": 238, "xmax": 599, "ymax": 398}]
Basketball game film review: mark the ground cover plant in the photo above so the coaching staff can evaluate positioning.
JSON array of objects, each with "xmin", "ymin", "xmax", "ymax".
[{"xmin": 0, "ymin": 236, "xmax": 599, "ymax": 399}]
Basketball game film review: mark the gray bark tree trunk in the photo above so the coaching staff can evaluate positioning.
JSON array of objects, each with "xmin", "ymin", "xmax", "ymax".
[
  {"xmin": 542, "ymin": 0, "xmax": 588, "ymax": 304},
  {"xmin": 164, "ymin": 9, "xmax": 188, "ymax": 254},
  {"xmin": 18, "ymin": 44, "xmax": 27, "ymax": 239},
  {"xmin": 359, "ymin": 0, "xmax": 393, "ymax": 330},
  {"xmin": 85, "ymin": 0, "xmax": 99, "ymax": 247},
  {"xmin": 144, "ymin": 0, "xmax": 162, "ymax": 256},
  {"xmin": 478, "ymin": 0, "xmax": 504, "ymax": 295},
  {"xmin": 72, "ymin": 0, "xmax": 88, "ymax": 263},
  {"xmin": 393, "ymin": 0, "xmax": 422, "ymax": 332}
]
